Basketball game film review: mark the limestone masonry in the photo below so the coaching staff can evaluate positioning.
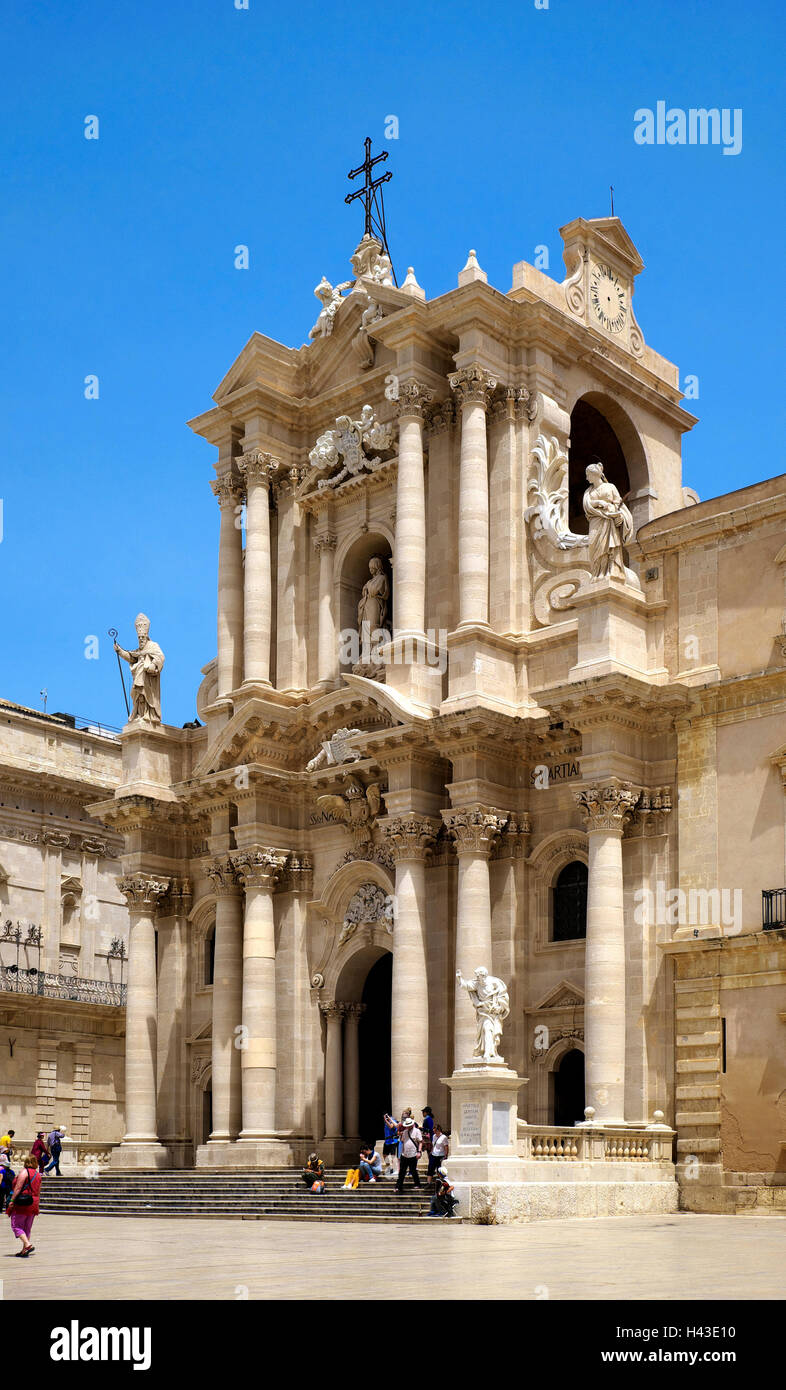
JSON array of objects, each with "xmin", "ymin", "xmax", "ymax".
[{"xmin": 2, "ymin": 217, "xmax": 785, "ymax": 1218}]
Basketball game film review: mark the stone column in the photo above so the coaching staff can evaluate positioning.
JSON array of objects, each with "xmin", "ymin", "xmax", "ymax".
[
  {"xmin": 314, "ymin": 531, "xmax": 338, "ymax": 687},
  {"xmin": 321, "ymin": 1002, "xmax": 344, "ymax": 1139},
  {"xmin": 343, "ymin": 1003, "xmax": 365, "ymax": 1139},
  {"xmin": 394, "ymin": 381, "xmax": 432, "ymax": 640},
  {"xmin": 211, "ymin": 474, "xmax": 245, "ymax": 697},
  {"xmin": 384, "ymin": 815, "xmax": 439, "ymax": 1117},
  {"xmin": 442, "ymin": 806, "xmax": 507, "ymax": 1068},
  {"xmin": 156, "ymin": 879, "xmax": 191, "ymax": 1159},
  {"xmin": 448, "ymin": 366, "xmax": 497, "ymax": 628},
  {"xmin": 232, "ymin": 848, "xmax": 288, "ymax": 1142},
  {"xmin": 575, "ymin": 781, "xmax": 639, "ymax": 1126},
  {"xmin": 275, "ymin": 469, "xmax": 306, "ymax": 692},
  {"xmin": 205, "ymin": 858, "xmax": 244, "ymax": 1144},
  {"xmin": 113, "ymin": 874, "xmax": 171, "ymax": 1167},
  {"xmin": 238, "ymin": 449, "xmax": 279, "ymax": 686}
]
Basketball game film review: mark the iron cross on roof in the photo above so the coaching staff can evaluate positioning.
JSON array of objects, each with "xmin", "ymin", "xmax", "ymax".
[{"xmin": 345, "ymin": 136, "xmax": 392, "ymax": 239}]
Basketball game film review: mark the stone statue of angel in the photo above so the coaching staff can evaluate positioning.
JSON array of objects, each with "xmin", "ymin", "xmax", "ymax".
[
  {"xmin": 306, "ymin": 728, "xmax": 364, "ymax": 772},
  {"xmin": 456, "ymin": 966, "xmax": 510, "ymax": 1063},
  {"xmin": 309, "ymin": 276, "xmax": 352, "ymax": 340}
]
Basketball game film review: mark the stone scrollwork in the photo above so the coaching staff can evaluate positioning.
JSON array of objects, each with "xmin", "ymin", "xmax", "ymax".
[
  {"xmin": 575, "ymin": 782, "xmax": 640, "ymax": 833},
  {"xmin": 305, "ymin": 404, "xmax": 394, "ymax": 493},
  {"xmin": 117, "ymin": 874, "xmax": 171, "ymax": 910},
  {"xmin": 231, "ymin": 848, "xmax": 289, "ymax": 890},
  {"xmin": 395, "ymin": 380, "xmax": 433, "ymax": 419},
  {"xmin": 205, "ymin": 856, "xmax": 241, "ymax": 897},
  {"xmin": 525, "ymin": 435, "xmax": 587, "ymax": 551},
  {"xmin": 448, "ymin": 364, "xmax": 498, "ymax": 409},
  {"xmin": 338, "ymin": 882, "xmax": 395, "ymax": 946}
]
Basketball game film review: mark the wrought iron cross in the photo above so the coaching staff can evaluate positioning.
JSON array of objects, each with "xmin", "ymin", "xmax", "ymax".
[{"xmin": 345, "ymin": 136, "xmax": 392, "ymax": 239}]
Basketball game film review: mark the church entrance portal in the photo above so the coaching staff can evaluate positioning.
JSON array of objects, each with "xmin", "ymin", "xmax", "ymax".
[
  {"xmin": 553, "ymin": 1049, "xmax": 585, "ymax": 1127},
  {"xmin": 357, "ymin": 953, "xmax": 392, "ymax": 1145}
]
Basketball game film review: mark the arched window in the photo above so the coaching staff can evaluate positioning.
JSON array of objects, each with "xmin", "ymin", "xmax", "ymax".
[
  {"xmin": 205, "ymin": 922, "xmax": 216, "ymax": 986},
  {"xmin": 552, "ymin": 861, "xmax": 588, "ymax": 941}
]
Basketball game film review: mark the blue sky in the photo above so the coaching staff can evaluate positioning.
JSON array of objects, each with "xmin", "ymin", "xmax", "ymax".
[{"xmin": 1, "ymin": 0, "xmax": 783, "ymax": 726}]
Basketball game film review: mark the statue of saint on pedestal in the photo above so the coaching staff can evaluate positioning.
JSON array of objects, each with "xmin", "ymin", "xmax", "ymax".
[
  {"xmin": 456, "ymin": 967, "xmax": 510, "ymax": 1063},
  {"xmin": 582, "ymin": 460, "xmax": 634, "ymax": 580},
  {"xmin": 114, "ymin": 613, "xmax": 165, "ymax": 726}
]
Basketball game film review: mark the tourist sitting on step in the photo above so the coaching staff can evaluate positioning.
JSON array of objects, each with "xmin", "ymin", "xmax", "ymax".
[
  {"xmin": 425, "ymin": 1168, "xmax": 458, "ymax": 1219},
  {"xmin": 301, "ymin": 1153, "xmax": 325, "ymax": 1190},
  {"xmin": 358, "ymin": 1147, "xmax": 383, "ymax": 1184}
]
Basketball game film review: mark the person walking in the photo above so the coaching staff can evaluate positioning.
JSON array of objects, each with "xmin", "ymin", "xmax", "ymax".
[
  {"xmin": 6, "ymin": 1153, "xmax": 41, "ymax": 1256},
  {"xmin": 382, "ymin": 1112, "xmax": 400, "ymax": 1179},
  {"xmin": 30, "ymin": 1133, "xmax": 49, "ymax": 1174},
  {"xmin": 395, "ymin": 1116, "xmax": 422, "ymax": 1192},
  {"xmin": 43, "ymin": 1126, "xmax": 65, "ymax": 1176},
  {"xmin": 0, "ymin": 1128, "xmax": 15, "ymax": 1159}
]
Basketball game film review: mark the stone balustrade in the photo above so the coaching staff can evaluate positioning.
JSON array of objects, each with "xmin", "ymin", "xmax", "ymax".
[{"xmin": 517, "ymin": 1121, "xmax": 674, "ymax": 1168}]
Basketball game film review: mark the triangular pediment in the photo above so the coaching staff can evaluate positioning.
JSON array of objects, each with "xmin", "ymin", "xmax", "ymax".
[
  {"xmin": 528, "ymin": 979, "xmax": 585, "ymax": 1013},
  {"xmin": 560, "ymin": 216, "xmax": 644, "ymax": 277}
]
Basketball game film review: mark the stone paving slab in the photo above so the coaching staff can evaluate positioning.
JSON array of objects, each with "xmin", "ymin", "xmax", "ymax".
[{"xmin": 1, "ymin": 1212, "xmax": 785, "ymax": 1300}]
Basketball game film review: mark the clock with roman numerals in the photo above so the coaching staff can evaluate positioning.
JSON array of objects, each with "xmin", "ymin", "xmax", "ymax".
[{"xmin": 589, "ymin": 263, "xmax": 627, "ymax": 334}]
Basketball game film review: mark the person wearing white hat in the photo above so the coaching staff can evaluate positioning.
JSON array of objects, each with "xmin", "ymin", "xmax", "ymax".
[{"xmin": 395, "ymin": 1115, "xmax": 422, "ymax": 1192}]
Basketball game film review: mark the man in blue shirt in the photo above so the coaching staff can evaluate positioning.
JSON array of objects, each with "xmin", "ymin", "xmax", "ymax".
[{"xmin": 382, "ymin": 1113, "xmax": 400, "ymax": 1179}]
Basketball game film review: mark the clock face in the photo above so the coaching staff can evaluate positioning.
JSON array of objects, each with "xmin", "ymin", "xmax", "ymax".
[{"xmin": 590, "ymin": 264, "xmax": 627, "ymax": 333}]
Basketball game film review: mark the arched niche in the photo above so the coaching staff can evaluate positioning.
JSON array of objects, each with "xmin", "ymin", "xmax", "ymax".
[
  {"xmin": 189, "ymin": 893, "xmax": 217, "ymax": 990},
  {"xmin": 309, "ymin": 858, "xmax": 394, "ymax": 1000},
  {"xmin": 336, "ymin": 529, "xmax": 393, "ymax": 676},
  {"xmin": 567, "ymin": 393, "xmax": 651, "ymax": 534}
]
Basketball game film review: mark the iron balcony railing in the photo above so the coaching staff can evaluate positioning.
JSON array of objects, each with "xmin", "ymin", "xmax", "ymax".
[
  {"xmin": 0, "ymin": 964, "xmax": 126, "ymax": 1006},
  {"xmin": 762, "ymin": 888, "xmax": 786, "ymax": 931}
]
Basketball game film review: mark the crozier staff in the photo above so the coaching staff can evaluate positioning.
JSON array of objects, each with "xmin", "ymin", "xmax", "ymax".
[{"xmin": 114, "ymin": 613, "xmax": 165, "ymax": 726}]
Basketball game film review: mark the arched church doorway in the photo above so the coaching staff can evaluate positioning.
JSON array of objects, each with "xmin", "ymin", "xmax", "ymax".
[
  {"xmin": 568, "ymin": 400, "xmax": 630, "ymax": 534},
  {"xmin": 357, "ymin": 953, "xmax": 392, "ymax": 1144},
  {"xmin": 553, "ymin": 1049, "xmax": 585, "ymax": 1127}
]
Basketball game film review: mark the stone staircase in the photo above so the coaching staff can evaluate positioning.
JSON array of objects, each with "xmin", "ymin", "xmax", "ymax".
[{"xmin": 38, "ymin": 1169, "xmax": 440, "ymax": 1222}]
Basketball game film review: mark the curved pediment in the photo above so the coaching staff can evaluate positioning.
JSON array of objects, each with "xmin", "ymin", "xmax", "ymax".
[{"xmin": 191, "ymin": 687, "xmax": 400, "ymax": 780}]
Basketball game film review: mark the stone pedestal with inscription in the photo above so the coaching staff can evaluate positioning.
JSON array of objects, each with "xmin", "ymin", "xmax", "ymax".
[{"xmin": 443, "ymin": 1061, "xmax": 528, "ymax": 1186}]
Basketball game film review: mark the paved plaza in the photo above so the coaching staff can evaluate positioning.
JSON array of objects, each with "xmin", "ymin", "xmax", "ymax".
[{"xmin": 2, "ymin": 1213, "xmax": 784, "ymax": 1301}]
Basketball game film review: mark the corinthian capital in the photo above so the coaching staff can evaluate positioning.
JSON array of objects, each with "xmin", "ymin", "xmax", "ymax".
[
  {"xmin": 575, "ymin": 781, "xmax": 640, "ymax": 833},
  {"xmin": 205, "ymin": 855, "xmax": 241, "ymax": 897},
  {"xmin": 117, "ymin": 874, "xmax": 171, "ymax": 910},
  {"xmin": 319, "ymin": 1001, "xmax": 346, "ymax": 1020},
  {"xmin": 395, "ymin": 380, "xmax": 433, "ymax": 419},
  {"xmin": 237, "ymin": 449, "xmax": 281, "ymax": 488},
  {"xmin": 448, "ymin": 365, "xmax": 498, "ymax": 410},
  {"xmin": 313, "ymin": 531, "xmax": 338, "ymax": 554},
  {"xmin": 383, "ymin": 814, "xmax": 440, "ymax": 863},
  {"xmin": 231, "ymin": 848, "xmax": 288, "ymax": 890},
  {"xmin": 441, "ymin": 805, "xmax": 508, "ymax": 856},
  {"xmin": 211, "ymin": 475, "xmax": 245, "ymax": 507}
]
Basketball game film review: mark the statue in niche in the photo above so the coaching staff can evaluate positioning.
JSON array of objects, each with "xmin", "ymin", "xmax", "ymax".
[
  {"xmin": 114, "ymin": 613, "xmax": 165, "ymax": 726},
  {"xmin": 583, "ymin": 460, "xmax": 634, "ymax": 580},
  {"xmin": 456, "ymin": 966, "xmax": 510, "ymax": 1064},
  {"xmin": 357, "ymin": 556, "xmax": 390, "ymax": 637}
]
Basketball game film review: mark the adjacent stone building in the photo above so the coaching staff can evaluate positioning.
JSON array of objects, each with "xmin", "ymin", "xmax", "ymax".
[{"xmin": 3, "ymin": 216, "xmax": 784, "ymax": 1213}]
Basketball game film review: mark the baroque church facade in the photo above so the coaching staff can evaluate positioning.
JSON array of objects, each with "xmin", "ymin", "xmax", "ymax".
[{"xmin": 3, "ymin": 216, "xmax": 786, "ymax": 1213}]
